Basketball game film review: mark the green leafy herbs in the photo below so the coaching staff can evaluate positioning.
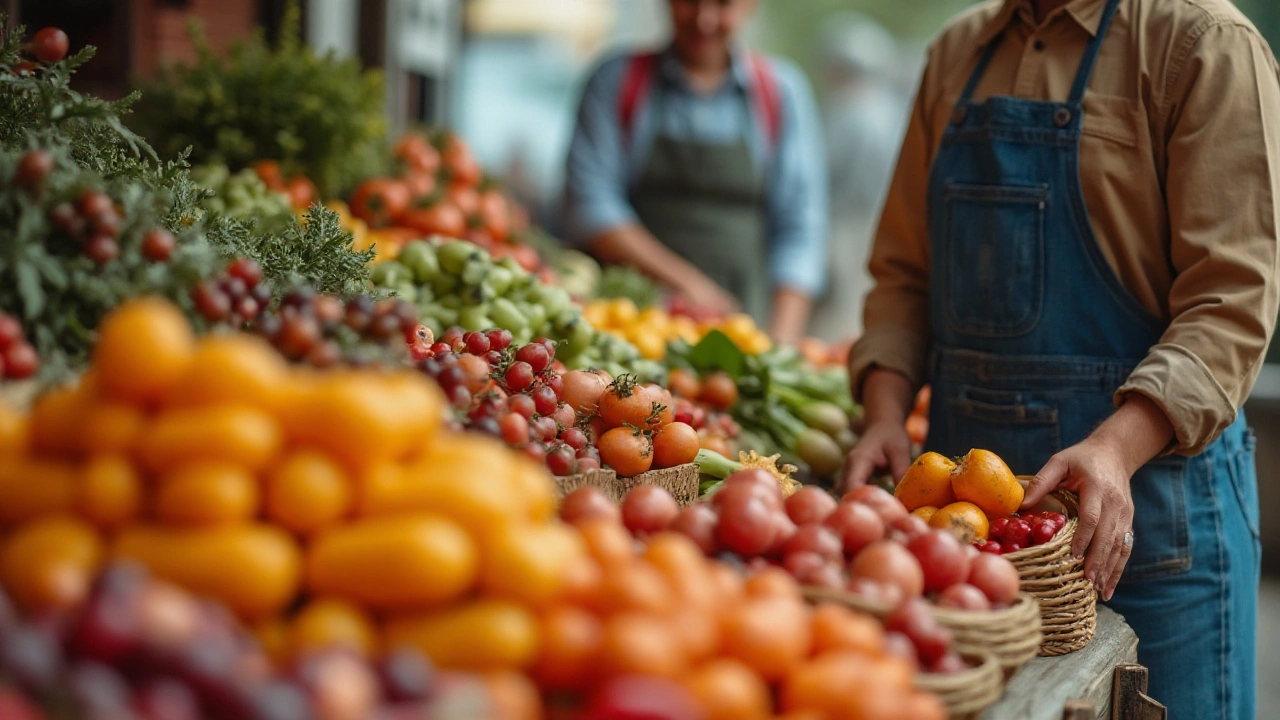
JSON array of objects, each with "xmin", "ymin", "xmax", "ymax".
[
  {"xmin": 214, "ymin": 204, "xmax": 374, "ymax": 298},
  {"xmin": 129, "ymin": 1, "xmax": 388, "ymax": 198}
]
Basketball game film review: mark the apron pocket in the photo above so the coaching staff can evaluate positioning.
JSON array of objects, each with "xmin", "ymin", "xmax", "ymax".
[
  {"xmin": 942, "ymin": 387, "xmax": 1060, "ymax": 474},
  {"xmin": 1121, "ymin": 457, "xmax": 1192, "ymax": 581},
  {"xmin": 942, "ymin": 183, "xmax": 1047, "ymax": 338}
]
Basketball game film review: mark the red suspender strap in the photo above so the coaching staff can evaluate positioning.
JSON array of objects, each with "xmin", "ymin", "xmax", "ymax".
[
  {"xmin": 618, "ymin": 53, "xmax": 659, "ymax": 141},
  {"xmin": 748, "ymin": 53, "xmax": 781, "ymax": 151}
]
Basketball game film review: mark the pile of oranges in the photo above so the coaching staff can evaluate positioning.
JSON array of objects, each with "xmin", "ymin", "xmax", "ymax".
[
  {"xmin": 583, "ymin": 298, "xmax": 772, "ymax": 360},
  {"xmin": 894, "ymin": 448, "xmax": 1026, "ymax": 545}
]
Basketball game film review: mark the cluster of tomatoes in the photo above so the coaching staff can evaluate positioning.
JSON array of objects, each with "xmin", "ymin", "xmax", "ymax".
[
  {"xmin": 14, "ymin": 149, "xmax": 178, "ymax": 268},
  {"xmin": 0, "ymin": 313, "xmax": 39, "ymax": 381},
  {"xmin": 0, "ymin": 562, "xmax": 471, "ymax": 720},
  {"xmin": 978, "ymin": 511, "xmax": 1068, "ymax": 555},
  {"xmin": 568, "ymin": 477, "xmax": 1023, "ymax": 675},
  {"xmin": 250, "ymin": 160, "xmax": 318, "ymax": 211}
]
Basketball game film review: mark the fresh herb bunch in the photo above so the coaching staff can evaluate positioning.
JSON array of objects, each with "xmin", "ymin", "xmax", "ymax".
[
  {"xmin": 130, "ymin": 1, "xmax": 388, "ymax": 198},
  {"xmin": 0, "ymin": 144, "xmax": 224, "ymax": 378}
]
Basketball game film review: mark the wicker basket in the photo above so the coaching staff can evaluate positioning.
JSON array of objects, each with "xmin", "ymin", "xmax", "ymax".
[
  {"xmin": 932, "ymin": 593, "xmax": 1042, "ymax": 678},
  {"xmin": 1005, "ymin": 484, "xmax": 1097, "ymax": 656},
  {"xmin": 913, "ymin": 652, "xmax": 1004, "ymax": 720},
  {"xmin": 553, "ymin": 468, "xmax": 621, "ymax": 502},
  {"xmin": 800, "ymin": 585, "xmax": 892, "ymax": 617},
  {"xmin": 619, "ymin": 463, "xmax": 701, "ymax": 505}
]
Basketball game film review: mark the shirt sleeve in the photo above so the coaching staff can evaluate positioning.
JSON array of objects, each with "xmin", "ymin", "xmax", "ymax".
[
  {"xmin": 562, "ymin": 56, "xmax": 639, "ymax": 247},
  {"xmin": 847, "ymin": 57, "xmax": 939, "ymax": 399},
  {"xmin": 1117, "ymin": 22, "xmax": 1280, "ymax": 454},
  {"xmin": 765, "ymin": 60, "xmax": 830, "ymax": 297}
]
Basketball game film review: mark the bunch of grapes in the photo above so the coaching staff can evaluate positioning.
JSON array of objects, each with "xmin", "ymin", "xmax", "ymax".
[
  {"xmin": 0, "ymin": 313, "xmax": 38, "ymax": 380},
  {"xmin": 0, "ymin": 563, "xmax": 483, "ymax": 720},
  {"xmin": 417, "ymin": 328, "xmax": 601, "ymax": 478}
]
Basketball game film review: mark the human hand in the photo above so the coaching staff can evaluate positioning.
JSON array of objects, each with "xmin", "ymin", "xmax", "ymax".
[
  {"xmin": 1021, "ymin": 439, "xmax": 1135, "ymax": 601},
  {"xmin": 839, "ymin": 418, "xmax": 913, "ymax": 494},
  {"xmin": 674, "ymin": 270, "xmax": 739, "ymax": 316}
]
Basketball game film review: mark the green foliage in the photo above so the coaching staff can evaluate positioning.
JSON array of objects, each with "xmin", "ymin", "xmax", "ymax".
[
  {"xmin": 214, "ymin": 204, "xmax": 374, "ymax": 298},
  {"xmin": 130, "ymin": 1, "xmax": 388, "ymax": 198}
]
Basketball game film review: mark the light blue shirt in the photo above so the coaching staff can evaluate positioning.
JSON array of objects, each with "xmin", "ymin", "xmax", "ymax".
[{"xmin": 562, "ymin": 47, "xmax": 829, "ymax": 296}]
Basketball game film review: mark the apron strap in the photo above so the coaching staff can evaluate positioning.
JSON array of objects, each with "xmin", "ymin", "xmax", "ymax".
[
  {"xmin": 959, "ymin": 36, "xmax": 1005, "ymax": 103},
  {"xmin": 1067, "ymin": 0, "xmax": 1125, "ymax": 104}
]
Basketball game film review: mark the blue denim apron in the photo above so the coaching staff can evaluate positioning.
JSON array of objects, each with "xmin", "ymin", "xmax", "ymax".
[{"xmin": 924, "ymin": 0, "xmax": 1260, "ymax": 715}]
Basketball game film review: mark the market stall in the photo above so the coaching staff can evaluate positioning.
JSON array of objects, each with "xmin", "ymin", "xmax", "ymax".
[{"xmin": 0, "ymin": 18, "xmax": 1163, "ymax": 720}]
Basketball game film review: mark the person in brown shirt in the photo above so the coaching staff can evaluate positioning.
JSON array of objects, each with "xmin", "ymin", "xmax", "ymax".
[{"xmin": 841, "ymin": 0, "xmax": 1277, "ymax": 715}]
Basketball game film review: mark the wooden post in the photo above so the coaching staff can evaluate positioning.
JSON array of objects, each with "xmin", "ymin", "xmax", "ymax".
[
  {"xmin": 1111, "ymin": 664, "xmax": 1165, "ymax": 720},
  {"xmin": 1062, "ymin": 699, "xmax": 1095, "ymax": 719}
]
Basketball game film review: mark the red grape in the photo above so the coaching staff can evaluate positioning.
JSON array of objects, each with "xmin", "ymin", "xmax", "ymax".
[
  {"xmin": 14, "ymin": 149, "xmax": 53, "ymax": 190},
  {"xmin": 31, "ymin": 27, "xmax": 69, "ymax": 63},
  {"xmin": 506, "ymin": 361, "xmax": 535, "ymax": 392},
  {"xmin": 464, "ymin": 331, "xmax": 490, "ymax": 355},
  {"xmin": 486, "ymin": 328, "xmax": 512, "ymax": 351},
  {"xmin": 141, "ymin": 228, "xmax": 176, "ymax": 261},
  {"xmin": 560, "ymin": 427, "xmax": 588, "ymax": 451},
  {"xmin": 515, "ymin": 344, "xmax": 550, "ymax": 372},
  {"xmin": 84, "ymin": 234, "xmax": 119, "ymax": 265},
  {"xmin": 499, "ymin": 413, "xmax": 529, "ymax": 446},
  {"xmin": 508, "ymin": 394, "xmax": 536, "ymax": 419},
  {"xmin": 532, "ymin": 385, "xmax": 558, "ymax": 416},
  {"xmin": 546, "ymin": 445, "xmax": 577, "ymax": 477}
]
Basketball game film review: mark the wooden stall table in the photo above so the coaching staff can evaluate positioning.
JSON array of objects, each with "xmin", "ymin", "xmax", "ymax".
[{"xmin": 983, "ymin": 605, "xmax": 1164, "ymax": 719}]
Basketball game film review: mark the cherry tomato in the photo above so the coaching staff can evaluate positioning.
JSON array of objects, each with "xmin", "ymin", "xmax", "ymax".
[
  {"xmin": 783, "ymin": 524, "xmax": 842, "ymax": 563},
  {"xmin": 784, "ymin": 486, "xmax": 838, "ymax": 525},
  {"xmin": 31, "ymin": 28, "xmax": 69, "ymax": 63},
  {"xmin": 499, "ymin": 413, "xmax": 529, "ymax": 447},
  {"xmin": 546, "ymin": 445, "xmax": 577, "ymax": 477},
  {"xmin": 669, "ymin": 503, "xmax": 718, "ymax": 555},
  {"xmin": 906, "ymin": 529, "xmax": 971, "ymax": 593},
  {"xmin": 621, "ymin": 485, "xmax": 679, "ymax": 537},
  {"xmin": 141, "ymin": 228, "xmax": 176, "ymax": 262},
  {"xmin": 715, "ymin": 491, "xmax": 775, "ymax": 556},
  {"xmin": 14, "ymin": 149, "xmax": 53, "ymax": 190}
]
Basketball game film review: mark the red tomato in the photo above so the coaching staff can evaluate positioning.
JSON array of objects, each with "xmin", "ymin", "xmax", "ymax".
[
  {"xmin": 784, "ymin": 486, "xmax": 838, "ymax": 525},
  {"xmin": 967, "ymin": 554, "xmax": 1020, "ymax": 605},
  {"xmin": 849, "ymin": 540, "xmax": 924, "ymax": 599},
  {"xmin": 400, "ymin": 203, "xmax": 466, "ymax": 238},
  {"xmin": 824, "ymin": 502, "xmax": 885, "ymax": 556},
  {"xmin": 621, "ymin": 486, "xmax": 679, "ymax": 537},
  {"xmin": 906, "ymin": 530, "xmax": 971, "ymax": 593},
  {"xmin": 349, "ymin": 178, "xmax": 410, "ymax": 227},
  {"xmin": 669, "ymin": 503, "xmax": 718, "ymax": 555}
]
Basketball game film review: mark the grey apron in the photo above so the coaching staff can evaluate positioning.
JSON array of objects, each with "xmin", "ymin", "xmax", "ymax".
[{"xmin": 628, "ymin": 85, "xmax": 770, "ymax": 322}]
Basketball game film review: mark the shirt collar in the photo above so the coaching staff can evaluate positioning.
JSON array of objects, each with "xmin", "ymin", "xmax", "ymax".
[
  {"xmin": 658, "ymin": 43, "xmax": 753, "ymax": 93},
  {"xmin": 975, "ymin": 0, "xmax": 1108, "ymax": 47}
]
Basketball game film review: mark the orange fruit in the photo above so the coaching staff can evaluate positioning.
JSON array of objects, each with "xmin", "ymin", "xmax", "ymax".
[
  {"xmin": 951, "ymin": 448, "xmax": 1024, "ymax": 518},
  {"xmin": 28, "ymin": 385, "xmax": 89, "ymax": 457},
  {"xmin": 534, "ymin": 605, "xmax": 604, "ymax": 691},
  {"xmin": 0, "ymin": 515, "xmax": 101, "ymax": 612},
  {"xmin": 289, "ymin": 599, "xmax": 379, "ymax": 659},
  {"xmin": 708, "ymin": 561, "xmax": 746, "ymax": 606},
  {"xmin": 382, "ymin": 437, "xmax": 526, "ymax": 534},
  {"xmin": 113, "ymin": 524, "xmax": 301, "ymax": 620},
  {"xmin": 599, "ymin": 612, "xmax": 686, "ymax": 678},
  {"xmin": 384, "ymin": 600, "xmax": 539, "ymax": 671},
  {"xmin": 643, "ymin": 533, "xmax": 716, "ymax": 609},
  {"xmin": 720, "ymin": 598, "xmax": 812, "ymax": 682},
  {"xmin": 671, "ymin": 606, "xmax": 721, "ymax": 663},
  {"xmin": 155, "ymin": 461, "xmax": 259, "ymax": 527},
  {"xmin": 167, "ymin": 334, "xmax": 289, "ymax": 412},
  {"xmin": 911, "ymin": 505, "xmax": 940, "ymax": 522},
  {"xmin": 78, "ymin": 455, "xmax": 142, "ymax": 530},
  {"xmin": 576, "ymin": 518, "xmax": 636, "ymax": 567},
  {"xmin": 893, "ymin": 451, "xmax": 956, "ymax": 511},
  {"xmin": 253, "ymin": 618, "xmax": 291, "ymax": 667},
  {"xmin": 599, "ymin": 561, "xmax": 676, "ymax": 615},
  {"xmin": 929, "ymin": 501, "xmax": 991, "ymax": 543},
  {"xmin": 507, "ymin": 456, "xmax": 557, "ymax": 523},
  {"xmin": 94, "ymin": 298, "xmax": 195, "ymax": 405},
  {"xmin": 308, "ymin": 515, "xmax": 478, "ymax": 610},
  {"xmin": 0, "ymin": 405, "xmax": 26, "ymax": 454},
  {"xmin": 780, "ymin": 652, "xmax": 873, "ymax": 715},
  {"xmin": 137, "ymin": 404, "xmax": 282, "ymax": 475},
  {"xmin": 0, "ymin": 457, "xmax": 76, "ymax": 524},
  {"xmin": 560, "ymin": 557, "xmax": 606, "ymax": 611},
  {"xmin": 265, "ymin": 451, "xmax": 352, "ymax": 535},
  {"xmin": 744, "ymin": 566, "xmax": 802, "ymax": 601},
  {"xmin": 480, "ymin": 523, "xmax": 586, "ymax": 609},
  {"xmin": 810, "ymin": 603, "xmax": 886, "ymax": 657},
  {"xmin": 81, "ymin": 401, "xmax": 146, "ymax": 456},
  {"xmin": 681, "ymin": 658, "xmax": 771, "ymax": 720}
]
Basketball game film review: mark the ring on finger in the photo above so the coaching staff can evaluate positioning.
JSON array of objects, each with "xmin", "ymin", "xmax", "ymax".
[{"xmin": 1123, "ymin": 531, "xmax": 1135, "ymax": 548}]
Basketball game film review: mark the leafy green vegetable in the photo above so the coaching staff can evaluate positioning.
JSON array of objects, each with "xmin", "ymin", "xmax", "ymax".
[{"xmin": 130, "ymin": 1, "xmax": 387, "ymax": 197}]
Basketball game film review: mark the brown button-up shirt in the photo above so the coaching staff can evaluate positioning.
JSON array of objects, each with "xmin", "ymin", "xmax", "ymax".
[{"xmin": 851, "ymin": 0, "xmax": 1280, "ymax": 454}]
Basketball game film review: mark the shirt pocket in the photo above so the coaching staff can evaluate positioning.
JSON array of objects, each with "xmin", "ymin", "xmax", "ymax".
[
  {"xmin": 1081, "ymin": 95, "xmax": 1140, "ymax": 148},
  {"xmin": 1121, "ymin": 456, "xmax": 1192, "ymax": 581},
  {"xmin": 942, "ymin": 183, "xmax": 1048, "ymax": 338}
]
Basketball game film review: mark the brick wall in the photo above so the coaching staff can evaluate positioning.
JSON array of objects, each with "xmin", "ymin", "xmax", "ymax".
[{"xmin": 132, "ymin": 0, "xmax": 260, "ymax": 79}]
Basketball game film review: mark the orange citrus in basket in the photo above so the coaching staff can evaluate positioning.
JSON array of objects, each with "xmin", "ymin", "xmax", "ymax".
[
  {"xmin": 950, "ymin": 448, "xmax": 1024, "ymax": 518},
  {"xmin": 911, "ymin": 505, "xmax": 939, "ymax": 523},
  {"xmin": 929, "ymin": 501, "xmax": 991, "ymax": 543},
  {"xmin": 894, "ymin": 451, "xmax": 956, "ymax": 511}
]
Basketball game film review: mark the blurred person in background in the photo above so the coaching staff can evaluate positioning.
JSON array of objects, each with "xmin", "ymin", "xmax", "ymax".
[
  {"xmin": 842, "ymin": 0, "xmax": 1279, "ymax": 716},
  {"xmin": 562, "ymin": 0, "xmax": 828, "ymax": 344},
  {"xmin": 809, "ymin": 13, "xmax": 911, "ymax": 344}
]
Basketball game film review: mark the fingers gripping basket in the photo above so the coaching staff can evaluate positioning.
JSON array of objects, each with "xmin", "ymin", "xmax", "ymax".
[
  {"xmin": 913, "ymin": 652, "xmax": 1004, "ymax": 720},
  {"xmin": 1005, "ymin": 486, "xmax": 1097, "ymax": 655}
]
